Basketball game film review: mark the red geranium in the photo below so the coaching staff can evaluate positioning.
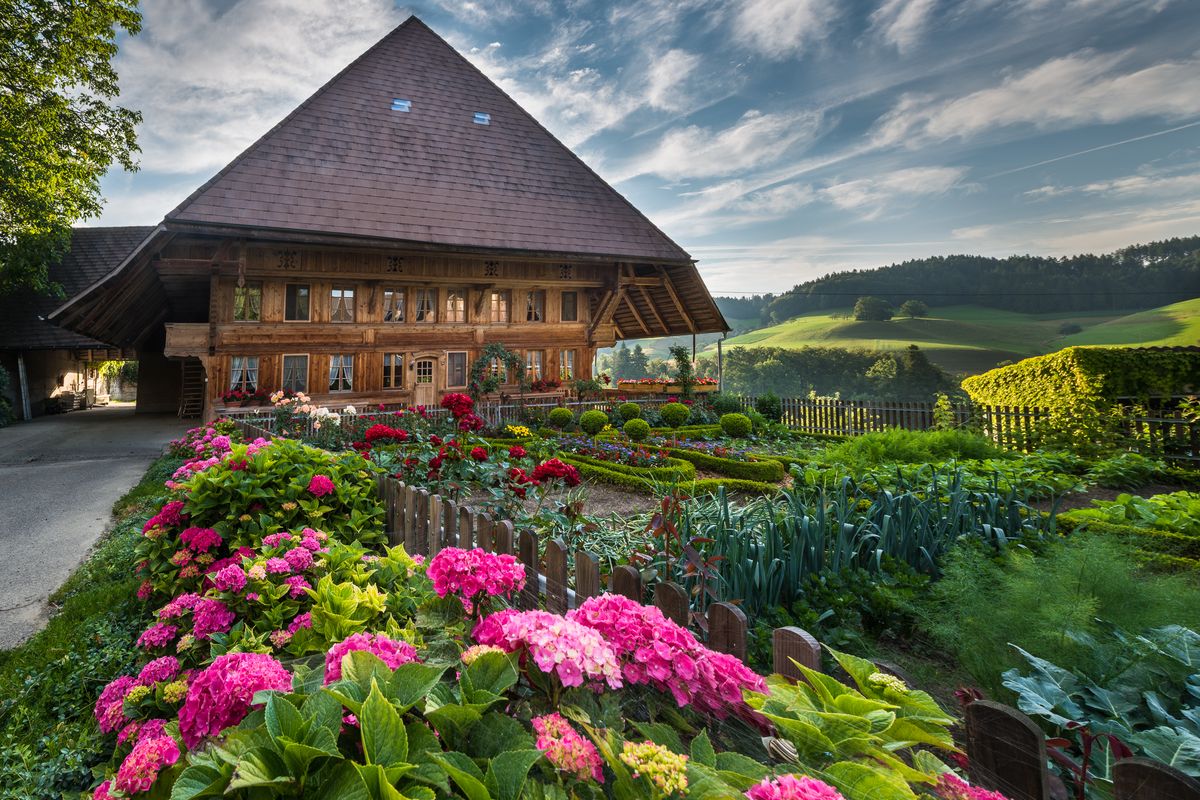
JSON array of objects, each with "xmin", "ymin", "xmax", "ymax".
[
  {"xmin": 531, "ymin": 458, "xmax": 581, "ymax": 487},
  {"xmin": 508, "ymin": 445, "xmax": 527, "ymax": 460},
  {"xmin": 470, "ymin": 446, "xmax": 489, "ymax": 462}
]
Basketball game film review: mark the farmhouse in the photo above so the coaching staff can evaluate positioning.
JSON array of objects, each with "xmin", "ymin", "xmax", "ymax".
[{"xmin": 47, "ymin": 16, "xmax": 726, "ymax": 420}]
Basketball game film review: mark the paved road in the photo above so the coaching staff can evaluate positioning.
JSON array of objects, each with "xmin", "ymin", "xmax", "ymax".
[{"xmin": 0, "ymin": 406, "xmax": 188, "ymax": 649}]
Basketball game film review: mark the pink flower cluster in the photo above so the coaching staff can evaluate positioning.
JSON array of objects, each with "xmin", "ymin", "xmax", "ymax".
[
  {"xmin": 426, "ymin": 547, "xmax": 526, "ymax": 613},
  {"xmin": 308, "ymin": 474, "xmax": 335, "ymax": 496},
  {"xmin": 114, "ymin": 733, "xmax": 180, "ymax": 795},
  {"xmin": 136, "ymin": 623, "xmax": 179, "ymax": 650},
  {"xmin": 180, "ymin": 527, "xmax": 222, "ymax": 553},
  {"xmin": 178, "ymin": 652, "xmax": 292, "ymax": 748},
  {"xmin": 934, "ymin": 774, "xmax": 1011, "ymax": 800},
  {"xmin": 211, "ymin": 564, "xmax": 247, "ymax": 593},
  {"xmin": 137, "ymin": 656, "xmax": 181, "ymax": 685},
  {"xmin": 142, "ymin": 500, "xmax": 185, "ymax": 534},
  {"xmin": 192, "ymin": 598, "xmax": 237, "ymax": 640},
  {"xmin": 474, "ymin": 609, "xmax": 623, "ymax": 690},
  {"xmin": 532, "ymin": 713, "xmax": 604, "ymax": 782},
  {"xmin": 745, "ymin": 775, "xmax": 846, "ymax": 800},
  {"xmin": 95, "ymin": 676, "xmax": 136, "ymax": 733},
  {"xmin": 324, "ymin": 632, "xmax": 421, "ymax": 683},
  {"xmin": 568, "ymin": 594, "xmax": 766, "ymax": 717}
]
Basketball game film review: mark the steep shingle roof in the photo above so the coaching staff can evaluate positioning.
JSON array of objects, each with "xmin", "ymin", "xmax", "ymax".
[
  {"xmin": 165, "ymin": 17, "xmax": 692, "ymax": 264},
  {"xmin": 0, "ymin": 227, "xmax": 154, "ymax": 351}
]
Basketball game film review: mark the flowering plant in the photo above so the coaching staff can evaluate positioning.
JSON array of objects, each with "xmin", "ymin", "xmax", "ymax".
[{"xmin": 426, "ymin": 546, "xmax": 525, "ymax": 615}]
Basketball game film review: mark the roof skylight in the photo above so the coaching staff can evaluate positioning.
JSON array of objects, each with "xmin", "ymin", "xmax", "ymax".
[
  {"xmin": 473, "ymin": 112, "xmax": 491, "ymax": 125},
  {"xmin": 391, "ymin": 98, "xmax": 412, "ymax": 112}
]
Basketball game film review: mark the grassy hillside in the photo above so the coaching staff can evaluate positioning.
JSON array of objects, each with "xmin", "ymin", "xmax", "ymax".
[
  {"xmin": 1059, "ymin": 297, "xmax": 1200, "ymax": 347},
  {"xmin": 707, "ymin": 305, "xmax": 1129, "ymax": 374}
]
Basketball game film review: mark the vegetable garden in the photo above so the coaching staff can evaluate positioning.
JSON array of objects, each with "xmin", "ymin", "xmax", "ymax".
[{"xmin": 2, "ymin": 388, "xmax": 1199, "ymax": 800}]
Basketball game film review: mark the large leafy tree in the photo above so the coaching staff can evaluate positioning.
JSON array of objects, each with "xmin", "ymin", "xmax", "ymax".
[{"xmin": 0, "ymin": 1, "xmax": 142, "ymax": 295}]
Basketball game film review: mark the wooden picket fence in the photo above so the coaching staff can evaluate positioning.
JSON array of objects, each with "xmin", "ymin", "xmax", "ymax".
[{"xmin": 229, "ymin": 418, "xmax": 1200, "ymax": 799}]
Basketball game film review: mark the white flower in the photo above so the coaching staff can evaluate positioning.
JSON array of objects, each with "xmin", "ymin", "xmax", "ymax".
[{"xmin": 342, "ymin": 405, "xmax": 357, "ymax": 415}]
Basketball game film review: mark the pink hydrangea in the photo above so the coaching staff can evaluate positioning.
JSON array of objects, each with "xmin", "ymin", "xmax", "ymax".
[
  {"xmin": 284, "ymin": 575, "xmax": 311, "ymax": 598},
  {"xmin": 283, "ymin": 546, "xmax": 313, "ymax": 572},
  {"xmin": 265, "ymin": 557, "xmax": 291, "ymax": 574},
  {"xmin": 178, "ymin": 652, "xmax": 292, "ymax": 748},
  {"xmin": 474, "ymin": 609, "xmax": 622, "ymax": 690},
  {"xmin": 324, "ymin": 633, "xmax": 420, "ymax": 684},
  {"xmin": 212, "ymin": 564, "xmax": 247, "ymax": 593},
  {"xmin": 142, "ymin": 500, "xmax": 185, "ymax": 533},
  {"xmin": 288, "ymin": 612, "xmax": 312, "ymax": 634},
  {"xmin": 93, "ymin": 780, "xmax": 116, "ymax": 800},
  {"xmin": 532, "ymin": 713, "xmax": 604, "ymax": 782},
  {"xmin": 136, "ymin": 623, "xmax": 179, "ymax": 650},
  {"xmin": 933, "ymin": 774, "xmax": 1011, "ymax": 800},
  {"xmin": 95, "ymin": 675, "xmax": 136, "ymax": 733},
  {"xmin": 137, "ymin": 656, "xmax": 181, "ymax": 686},
  {"xmin": 568, "ymin": 594, "xmax": 766, "ymax": 717},
  {"xmin": 158, "ymin": 593, "xmax": 201, "ymax": 620},
  {"xmin": 745, "ymin": 775, "xmax": 846, "ymax": 800},
  {"xmin": 262, "ymin": 532, "xmax": 292, "ymax": 548},
  {"xmin": 180, "ymin": 526, "xmax": 222, "ymax": 553},
  {"xmin": 192, "ymin": 598, "xmax": 236, "ymax": 640},
  {"xmin": 136, "ymin": 580, "xmax": 153, "ymax": 601},
  {"xmin": 114, "ymin": 734, "xmax": 179, "ymax": 795},
  {"xmin": 427, "ymin": 547, "xmax": 526, "ymax": 613},
  {"xmin": 307, "ymin": 474, "xmax": 335, "ymax": 496},
  {"xmin": 248, "ymin": 564, "xmax": 266, "ymax": 580}
]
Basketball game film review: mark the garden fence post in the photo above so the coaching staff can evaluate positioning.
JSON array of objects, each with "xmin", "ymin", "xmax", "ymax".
[
  {"xmin": 403, "ymin": 486, "xmax": 419, "ymax": 554},
  {"xmin": 544, "ymin": 538, "xmax": 568, "ymax": 614},
  {"xmin": 428, "ymin": 495, "xmax": 443, "ymax": 556},
  {"xmin": 493, "ymin": 520, "xmax": 514, "ymax": 556},
  {"xmin": 415, "ymin": 489, "xmax": 430, "ymax": 555},
  {"xmin": 707, "ymin": 602, "xmax": 747, "ymax": 661},
  {"xmin": 475, "ymin": 512, "xmax": 494, "ymax": 552},
  {"xmin": 1113, "ymin": 757, "xmax": 1200, "ymax": 800},
  {"xmin": 611, "ymin": 565, "xmax": 642, "ymax": 603},
  {"xmin": 772, "ymin": 627, "xmax": 821, "ymax": 682},
  {"xmin": 518, "ymin": 529, "xmax": 539, "ymax": 610},
  {"xmin": 457, "ymin": 506, "xmax": 473, "ymax": 549},
  {"xmin": 653, "ymin": 581, "xmax": 689, "ymax": 627},
  {"xmin": 575, "ymin": 550, "xmax": 601, "ymax": 602},
  {"xmin": 964, "ymin": 700, "xmax": 1050, "ymax": 800}
]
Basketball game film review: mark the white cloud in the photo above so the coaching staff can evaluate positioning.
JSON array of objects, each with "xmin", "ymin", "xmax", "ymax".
[
  {"xmin": 819, "ymin": 166, "xmax": 969, "ymax": 217},
  {"xmin": 874, "ymin": 50, "xmax": 1200, "ymax": 147},
  {"xmin": 869, "ymin": 0, "xmax": 938, "ymax": 53},
  {"xmin": 732, "ymin": 0, "xmax": 837, "ymax": 60},
  {"xmin": 645, "ymin": 49, "xmax": 702, "ymax": 111}
]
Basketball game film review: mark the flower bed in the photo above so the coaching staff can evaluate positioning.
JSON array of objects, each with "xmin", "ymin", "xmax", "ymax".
[
  {"xmin": 662, "ymin": 446, "xmax": 787, "ymax": 483},
  {"xmin": 555, "ymin": 435, "xmax": 673, "ymax": 468}
]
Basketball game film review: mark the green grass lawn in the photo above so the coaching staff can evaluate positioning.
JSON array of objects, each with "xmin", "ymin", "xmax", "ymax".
[
  {"xmin": 1059, "ymin": 297, "xmax": 1200, "ymax": 347},
  {"xmin": 706, "ymin": 305, "xmax": 1132, "ymax": 374}
]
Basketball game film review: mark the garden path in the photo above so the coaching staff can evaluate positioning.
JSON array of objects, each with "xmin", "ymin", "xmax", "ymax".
[{"xmin": 0, "ymin": 406, "xmax": 188, "ymax": 648}]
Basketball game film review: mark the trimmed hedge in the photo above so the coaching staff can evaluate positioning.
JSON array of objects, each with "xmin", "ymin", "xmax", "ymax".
[
  {"xmin": 558, "ymin": 455, "xmax": 776, "ymax": 495},
  {"xmin": 666, "ymin": 447, "xmax": 786, "ymax": 482},
  {"xmin": 1056, "ymin": 510, "xmax": 1200, "ymax": 569},
  {"xmin": 557, "ymin": 453, "xmax": 696, "ymax": 482}
]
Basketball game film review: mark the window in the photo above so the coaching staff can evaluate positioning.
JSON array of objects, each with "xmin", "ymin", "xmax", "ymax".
[
  {"xmin": 383, "ymin": 289, "xmax": 405, "ymax": 322},
  {"xmin": 383, "ymin": 353, "xmax": 404, "ymax": 389},
  {"xmin": 285, "ymin": 284, "xmax": 310, "ymax": 321},
  {"xmin": 526, "ymin": 350, "xmax": 544, "ymax": 381},
  {"xmin": 229, "ymin": 356, "xmax": 259, "ymax": 391},
  {"xmin": 331, "ymin": 286, "xmax": 355, "ymax": 323},
  {"xmin": 559, "ymin": 350, "xmax": 576, "ymax": 381},
  {"xmin": 282, "ymin": 355, "xmax": 308, "ymax": 393},
  {"xmin": 415, "ymin": 289, "xmax": 437, "ymax": 323},
  {"xmin": 415, "ymin": 359, "xmax": 434, "ymax": 384},
  {"xmin": 445, "ymin": 289, "xmax": 466, "ymax": 323},
  {"xmin": 489, "ymin": 358, "xmax": 508, "ymax": 384},
  {"xmin": 561, "ymin": 291, "xmax": 578, "ymax": 322},
  {"xmin": 233, "ymin": 283, "xmax": 262, "ymax": 321},
  {"xmin": 526, "ymin": 290, "xmax": 545, "ymax": 322},
  {"xmin": 489, "ymin": 290, "xmax": 509, "ymax": 323},
  {"xmin": 329, "ymin": 354, "xmax": 354, "ymax": 392},
  {"xmin": 447, "ymin": 352, "xmax": 468, "ymax": 387}
]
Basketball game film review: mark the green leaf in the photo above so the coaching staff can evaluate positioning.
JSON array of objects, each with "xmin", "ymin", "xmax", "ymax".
[
  {"xmin": 466, "ymin": 711, "xmax": 535, "ymax": 759},
  {"xmin": 228, "ymin": 748, "xmax": 293, "ymax": 790},
  {"xmin": 309, "ymin": 761, "xmax": 372, "ymax": 800},
  {"xmin": 690, "ymin": 730, "xmax": 717, "ymax": 768},
  {"xmin": 169, "ymin": 764, "xmax": 229, "ymax": 800},
  {"xmin": 425, "ymin": 703, "xmax": 485, "ymax": 745},
  {"xmin": 461, "ymin": 651, "xmax": 519, "ymax": 700},
  {"xmin": 485, "ymin": 749, "xmax": 543, "ymax": 800},
  {"xmin": 429, "ymin": 751, "xmax": 492, "ymax": 800},
  {"xmin": 303, "ymin": 690, "xmax": 346, "ymax": 740},
  {"xmin": 387, "ymin": 662, "xmax": 449, "ymax": 712},
  {"xmin": 265, "ymin": 693, "xmax": 305, "ymax": 741},
  {"xmin": 361, "ymin": 681, "xmax": 409, "ymax": 766},
  {"xmin": 825, "ymin": 760, "xmax": 919, "ymax": 800},
  {"xmin": 633, "ymin": 722, "xmax": 686, "ymax": 755},
  {"xmin": 354, "ymin": 763, "xmax": 407, "ymax": 800},
  {"xmin": 1131, "ymin": 726, "xmax": 1200, "ymax": 772}
]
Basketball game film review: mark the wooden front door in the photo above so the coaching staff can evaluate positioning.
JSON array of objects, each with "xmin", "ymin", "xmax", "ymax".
[{"xmin": 414, "ymin": 358, "xmax": 437, "ymax": 406}]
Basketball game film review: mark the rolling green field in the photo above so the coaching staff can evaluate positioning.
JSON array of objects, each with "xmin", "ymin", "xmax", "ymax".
[
  {"xmin": 1059, "ymin": 297, "xmax": 1200, "ymax": 347},
  {"xmin": 703, "ymin": 305, "xmax": 1132, "ymax": 374}
]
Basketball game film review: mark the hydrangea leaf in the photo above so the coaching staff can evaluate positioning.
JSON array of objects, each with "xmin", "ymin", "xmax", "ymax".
[
  {"xmin": 484, "ymin": 749, "xmax": 544, "ymax": 800},
  {"xmin": 361, "ymin": 681, "xmax": 409, "ymax": 767},
  {"xmin": 386, "ymin": 662, "xmax": 448, "ymax": 712},
  {"xmin": 429, "ymin": 751, "xmax": 491, "ymax": 800},
  {"xmin": 690, "ymin": 730, "xmax": 717, "ymax": 768}
]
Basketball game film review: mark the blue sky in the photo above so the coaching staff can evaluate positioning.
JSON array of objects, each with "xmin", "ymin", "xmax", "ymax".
[{"xmin": 97, "ymin": 0, "xmax": 1200, "ymax": 294}]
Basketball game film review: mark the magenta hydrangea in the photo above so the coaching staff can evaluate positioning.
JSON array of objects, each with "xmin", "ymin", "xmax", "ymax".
[
  {"xmin": 283, "ymin": 546, "xmax": 313, "ymax": 572},
  {"xmin": 157, "ymin": 593, "xmax": 200, "ymax": 620},
  {"xmin": 933, "ymin": 774, "xmax": 1012, "ymax": 800},
  {"xmin": 284, "ymin": 575, "xmax": 311, "ymax": 598},
  {"xmin": 136, "ymin": 623, "xmax": 179, "ymax": 650},
  {"xmin": 427, "ymin": 547, "xmax": 526, "ymax": 613},
  {"xmin": 474, "ymin": 609, "xmax": 622, "ymax": 690},
  {"xmin": 288, "ymin": 612, "xmax": 312, "ymax": 634},
  {"xmin": 93, "ymin": 780, "xmax": 115, "ymax": 800},
  {"xmin": 568, "ymin": 594, "xmax": 766, "ymax": 717},
  {"xmin": 178, "ymin": 652, "xmax": 292, "ymax": 748},
  {"xmin": 95, "ymin": 675, "xmax": 136, "ymax": 733},
  {"xmin": 532, "ymin": 713, "xmax": 604, "ymax": 782},
  {"xmin": 192, "ymin": 598, "xmax": 236, "ymax": 640},
  {"xmin": 324, "ymin": 632, "xmax": 420, "ymax": 684},
  {"xmin": 179, "ymin": 526, "xmax": 222, "ymax": 553},
  {"xmin": 211, "ymin": 564, "xmax": 247, "ymax": 593},
  {"xmin": 265, "ymin": 557, "xmax": 291, "ymax": 574},
  {"xmin": 137, "ymin": 656, "xmax": 181, "ymax": 686},
  {"xmin": 307, "ymin": 474, "xmax": 335, "ymax": 496},
  {"xmin": 142, "ymin": 500, "xmax": 185, "ymax": 533},
  {"xmin": 114, "ymin": 734, "xmax": 179, "ymax": 795},
  {"xmin": 262, "ymin": 531, "xmax": 292, "ymax": 548},
  {"xmin": 745, "ymin": 775, "xmax": 846, "ymax": 800}
]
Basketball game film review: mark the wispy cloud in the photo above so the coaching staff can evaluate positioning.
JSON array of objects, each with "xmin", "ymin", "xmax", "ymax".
[
  {"xmin": 869, "ymin": 0, "xmax": 939, "ymax": 53},
  {"xmin": 732, "ymin": 0, "xmax": 838, "ymax": 60},
  {"xmin": 819, "ymin": 166, "xmax": 971, "ymax": 218}
]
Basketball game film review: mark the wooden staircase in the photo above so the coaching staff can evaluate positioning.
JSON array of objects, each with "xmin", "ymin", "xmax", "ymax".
[{"xmin": 178, "ymin": 358, "xmax": 205, "ymax": 418}]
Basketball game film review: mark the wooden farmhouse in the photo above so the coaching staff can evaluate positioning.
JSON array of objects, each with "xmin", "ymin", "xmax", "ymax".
[{"xmin": 47, "ymin": 17, "xmax": 727, "ymax": 420}]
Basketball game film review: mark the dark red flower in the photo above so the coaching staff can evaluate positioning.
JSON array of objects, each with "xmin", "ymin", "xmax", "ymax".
[{"xmin": 470, "ymin": 446, "xmax": 489, "ymax": 462}]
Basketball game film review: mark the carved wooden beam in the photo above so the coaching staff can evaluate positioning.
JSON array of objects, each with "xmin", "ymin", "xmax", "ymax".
[
  {"xmin": 658, "ymin": 267, "xmax": 696, "ymax": 333},
  {"xmin": 637, "ymin": 285, "xmax": 668, "ymax": 333},
  {"xmin": 621, "ymin": 289, "xmax": 651, "ymax": 335},
  {"xmin": 588, "ymin": 289, "xmax": 620, "ymax": 338}
]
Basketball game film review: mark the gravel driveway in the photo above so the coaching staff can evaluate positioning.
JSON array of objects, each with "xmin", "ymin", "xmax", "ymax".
[{"xmin": 0, "ymin": 406, "xmax": 188, "ymax": 649}]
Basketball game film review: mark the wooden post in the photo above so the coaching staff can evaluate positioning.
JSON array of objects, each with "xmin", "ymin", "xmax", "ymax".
[
  {"xmin": 518, "ymin": 529, "xmax": 539, "ymax": 610},
  {"xmin": 403, "ymin": 486, "xmax": 419, "ymax": 553},
  {"xmin": 772, "ymin": 627, "xmax": 821, "ymax": 683},
  {"xmin": 475, "ymin": 511, "xmax": 493, "ymax": 552},
  {"xmin": 575, "ymin": 550, "xmax": 601, "ymax": 603},
  {"xmin": 415, "ymin": 489, "xmax": 430, "ymax": 555},
  {"xmin": 457, "ymin": 505, "xmax": 474, "ymax": 549},
  {"xmin": 544, "ymin": 538, "xmax": 569, "ymax": 614},
  {"xmin": 965, "ymin": 700, "xmax": 1050, "ymax": 800},
  {"xmin": 428, "ymin": 495, "xmax": 443, "ymax": 557},
  {"xmin": 493, "ymin": 519, "xmax": 514, "ymax": 556},
  {"xmin": 611, "ymin": 565, "xmax": 642, "ymax": 602},
  {"xmin": 653, "ymin": 581, "xmax": 689, "ymax": 627},
  {"xmin": 1114, "ymin": 757, "xmax": 1200, "ymax": 800},
  {"xmin": 707, "ymin": 602, "xmax": 747, "ymax": 661}
]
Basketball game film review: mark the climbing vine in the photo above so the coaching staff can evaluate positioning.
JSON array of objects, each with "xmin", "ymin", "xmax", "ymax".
[{"xmin": 467, "ymin": 343, "xmax": 527, "ymax": 400}]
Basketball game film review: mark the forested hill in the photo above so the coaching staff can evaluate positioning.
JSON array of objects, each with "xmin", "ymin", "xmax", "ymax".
[{"xmin": 718, "ymin": 236, "xmax": 1200, "ymax": 323}]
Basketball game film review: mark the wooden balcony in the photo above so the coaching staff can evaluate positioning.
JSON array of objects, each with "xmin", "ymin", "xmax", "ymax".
[{"xmin": 164, "ymin": 323, "xmax": 210, "ymax": 358}]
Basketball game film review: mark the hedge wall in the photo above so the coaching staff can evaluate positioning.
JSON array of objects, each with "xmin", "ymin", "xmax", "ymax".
[
  {"xmin": 666, "ymin": 447, "xmax": 786, "ymax": 482},
  {"xmin": 557, "ymin": 454, "xmax": 696, "ymax": 482},
  {"xmin": 559, "ymin": 456, "xmax": 777, "ymax": 495},
  {"xmin": 1056, "ymin": 510, "xmax": 1200, "ymax": 571}
]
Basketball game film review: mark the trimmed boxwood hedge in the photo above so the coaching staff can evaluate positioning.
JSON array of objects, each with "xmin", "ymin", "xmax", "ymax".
[
  {"xmin": 558, "ymin": 455, "xmax": 776, "ymax": 495},
  {"xmin": 666, "ymin": 447, "xmax": 786, "ymax": 482},
  {"xmin": 1056, "ymin": 510, "xmax": 1200, "ymax": 570},
  {"xmin": 557, "ymin": 453, "xmax": 696, "ymax": 482}
]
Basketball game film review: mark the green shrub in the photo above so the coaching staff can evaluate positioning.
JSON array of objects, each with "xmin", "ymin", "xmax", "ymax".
[
  {"xmin": 1085, "ymin": 451, "xmax": 1165, "ymax": 488},
  {"xmin": 547, "ymin": 407, "xmax": 574, "ymax": 429},
  {"xmin": 720, "ymin": 412, "xmax": 753, "ymax": 438},
  {"xmin": 557, "ymin": 453, "xmax": 695, "ymax": 482},
  {"xmin": 917, "ymin": 534, "xmax": 1200, "ymax": 693},
  {"xmin": 822, "ymin": 428, "xmax": 1004, "ymax": 470},
  {"xmin": 660, "ymin": 402, "xmax": 691, "ymax": 429},
  {"xmin": 617, "ymin": 402, "xmax": 641, "ymax": 421},
  {"xmin": 623, "ymin": 417, "xmax": 651, "ymax": 442},
  {"xmin": 754, "ymin": 391, "xmax": 783, "ymax": 423},
  {"xmin": 578, "ymin": 409, "xmax": 609, "ymax": 435},
  {"xmin": 667, "ymin": 447, "xmax": 785, "ymax": 482},
  {"xmin": 711, "ymin": 394, "xmax": 742, "ymax": 415}
]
